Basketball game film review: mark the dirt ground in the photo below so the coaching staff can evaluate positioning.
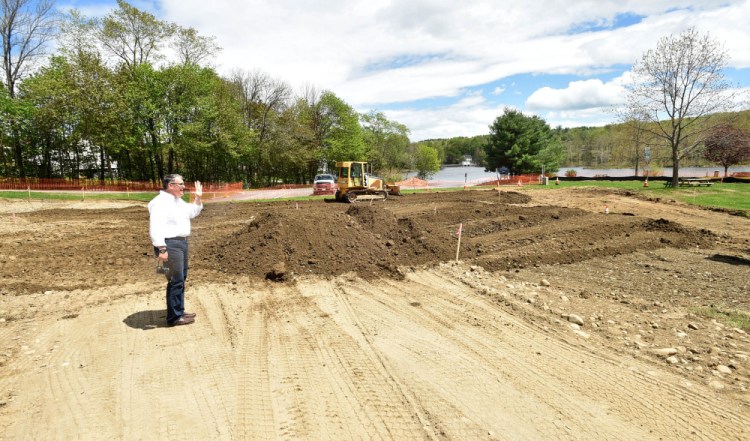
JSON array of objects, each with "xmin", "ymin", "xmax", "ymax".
[{"xmin": 1, "ymin": 187, "xmax": 749, "ymax": 440}]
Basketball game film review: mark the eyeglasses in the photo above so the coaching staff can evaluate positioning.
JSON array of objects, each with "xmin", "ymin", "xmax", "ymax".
[{"xmin": 170, "ymin": 182, "xmax": 185, "ymax": 188}]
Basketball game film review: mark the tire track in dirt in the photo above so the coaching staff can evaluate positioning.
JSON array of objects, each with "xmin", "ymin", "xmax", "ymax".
[
  {"xmin": 265, "ymin": 284, "xmax": 337, "ymax": 439},
  {"xmin": 118, "ymin": 304, "xmax": 161, "ymax": 440},
  {"xmin": 233, "ymin": 286, "xmax": 276, "ymax": 440},
  {"xmin": 61, "ymin": 317, "xmax": 120, "ymax": 438},
  {"xmin": 339, "ymin": 274, "xmax": 581, "ymax": 439},
  {"xmin": 301, "ymin": 280, "xmax": 407, "ymax": 439},
  {"xmin": 265, "ymin": 281, "xmax": 431, "ymax": 440},
  {"xmin": 2, "ymin": 269, "xmax": 748, "ymax": 440},
  {"xmin": 176, "ymin": 292, "xmax": 236, "ymax": 439},
  {"xmin": 424, "ymin": 267, "xmax": 745, "ymax": 440},
  {"xmin": 444, "ymin": 265, "xmax": 750, "ymax": 440},
  {"xmin": 334, "ymin": 266, "xmax": 749, "ymax": 440},
  {"xmin": 328, "ymin": 282, "xmax": 436, "ymax": 440},
  {"xmin": 3, "ymin": 307, "xmax": 121, "ymax": 440},
  {"xmin": 448, "ymin": 265, "xmax": 750, "ymax": 440}
]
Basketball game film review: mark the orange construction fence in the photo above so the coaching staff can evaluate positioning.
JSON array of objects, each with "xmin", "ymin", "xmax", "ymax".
[
  {"xmin": 0, "ymin": 177, "xmax": 243, "ymax": 194},
  {"xmin": 477, "ymin": 174, "xmax": 542, "ymax": 187}
]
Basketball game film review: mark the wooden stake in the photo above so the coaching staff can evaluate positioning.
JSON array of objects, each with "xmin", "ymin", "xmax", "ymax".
[{"xmin": 455, "ymin": 223, "xmax": 463, "ymax": 261}]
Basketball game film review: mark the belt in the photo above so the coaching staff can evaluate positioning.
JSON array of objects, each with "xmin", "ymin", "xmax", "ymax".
[{"xmin": 166, "ymin": 236, "xmax": 187, "ymax": 241}]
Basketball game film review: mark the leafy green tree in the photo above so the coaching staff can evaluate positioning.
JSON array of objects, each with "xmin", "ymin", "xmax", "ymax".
[
  {"xmin": 173, "ymin": 27, "xmax": 220, "ymax": 67},
  {"xmin": 360, "ymin": 111, "xmax": 410, "ymax": 180},
  {"xmin": 416, "ymin": 139, "xmax": 446, "ymax": 163},
  {"xmin": 275, "ymin": 98, "xmax": 318, "ymax": 184},
  {"xmin": 415, "ymin": 135, "xmax": 488, "ymax": 167},
  {"xmin": 173, "ymin": 69, "xmax": 253, "ymax": 183},
  {"xmin": 317, "ymin": 91, "xmax": 364, "ymax": 168},
  {"xmin": 293, "ymin": 88, "xmax": 365, "ymax": 180},
  {"xmin": 97, "ymin": 0, "xmax": 175, "ymax": 72},
  {"xmin": 20, "ymin": 53, "xmax": 122, "ymax": 180},
  {"xmin": 485, "ymin": 108, "xmax": 561, "ymax": 174},
  {"xmin": 413, "ymin": 144, "xmax": 441, "ymax": 179},
  {"xmin": 446, "ymin": 137, "xmax": 477, "ymax": 164},
  {"xmin": 535, "ymin": 139, "xmax": 564, "ymax": 174},
  {"xmin": 93, "ymin": 1, "xmax": 180, "ymax": 181}
]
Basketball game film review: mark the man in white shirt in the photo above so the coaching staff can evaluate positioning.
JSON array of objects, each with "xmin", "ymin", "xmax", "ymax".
[{"xmin": 148, "ymin": 174, "xmax": 203, "ymax": 326}]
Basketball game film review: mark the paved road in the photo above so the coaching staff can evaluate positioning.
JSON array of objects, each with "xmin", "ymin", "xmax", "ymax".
[{"xmin": 204, "ymin": 187, "xmax": 316, "ymax": 202}]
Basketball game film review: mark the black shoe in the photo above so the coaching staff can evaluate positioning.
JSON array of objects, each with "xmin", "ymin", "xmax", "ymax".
[{"xmin": 169, "ymin": 316, "xmax": 195, "ymax": 327}]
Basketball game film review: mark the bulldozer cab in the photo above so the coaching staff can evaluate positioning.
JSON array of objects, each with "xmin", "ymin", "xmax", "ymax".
[{"xmin": 336, "ymin": 161, "xmax": 367, "ymax": 190}]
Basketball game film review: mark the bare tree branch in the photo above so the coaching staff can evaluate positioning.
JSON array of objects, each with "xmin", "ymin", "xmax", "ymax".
[
  {"xmin": 622, "ymin": 27, "xmax": 743, "ymax": 185},
  {"xmin": 1, "ymin": 0, "xmax": 56, "ymax": 97}
]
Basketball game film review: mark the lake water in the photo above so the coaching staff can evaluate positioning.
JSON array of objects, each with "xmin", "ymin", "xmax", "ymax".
[
  {"xmin": 559, "ymin": 165, "xmax": 750, "ymax": 178},
  {"xmin": 406, "ymin": 165, "xmax": 750, "ymax": 187},
  {"xmin": 404, "ymin": 166, "xmax": 500, "ymax": 187}
]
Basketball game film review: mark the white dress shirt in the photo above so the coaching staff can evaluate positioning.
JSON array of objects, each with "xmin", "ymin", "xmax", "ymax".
[{"xmin": 148, "ymin": 190, "xmax": 203, "ymax": 247}]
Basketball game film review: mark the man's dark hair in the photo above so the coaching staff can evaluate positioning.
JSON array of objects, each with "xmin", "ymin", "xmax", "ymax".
[{"xmin": 162, "ymin": 174, "xmax": 183, "ymax": 190}]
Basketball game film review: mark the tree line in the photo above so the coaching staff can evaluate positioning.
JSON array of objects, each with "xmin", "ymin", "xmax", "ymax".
[
  {"xmin": 560, "ymin": 112, "xmax": 750, "ymax": 176},
  {"xmin": 1, "ymin": 0, "xmax": 421, "ymax": 186},
  {"xmin": 418, "ymin": 108, "xmax": 750, "ymax": 177}
]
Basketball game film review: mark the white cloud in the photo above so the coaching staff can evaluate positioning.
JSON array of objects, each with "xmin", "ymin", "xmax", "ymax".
[
  {"xmin": 88, "ymin": 0, "xmax": 750, "ymax": 138},
  {"xmin": 526, "ymin": 78, "xmax": 626, "ymax": 111},
  {"xmin": 382, "ymin": 93, "xmax": 516, "ymax": 140},
  {"xmin": 491, "ymin": 86, "xmax": 505, "ymax": 96},
  {"xmin": 544, "ymin": 108, "xmax": 621, "ymax": 129},
  {"xmin": 161, "ymin": 1, "xmax": 750, "ymax": 96}
]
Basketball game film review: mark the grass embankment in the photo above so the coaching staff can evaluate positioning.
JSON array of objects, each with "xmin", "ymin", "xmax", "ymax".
[{"xmin": 1, "ymin": 190, "xmax": 166, "ymax": 203}]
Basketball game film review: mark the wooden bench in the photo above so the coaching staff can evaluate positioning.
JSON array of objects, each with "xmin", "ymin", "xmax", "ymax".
[
  {"xmin": 680, "ymin": 178, "xmax": 713, "ymax": 187},
  {"xmin": 664, "ymin": 178, "xmax": 713, "ymax": 187}
]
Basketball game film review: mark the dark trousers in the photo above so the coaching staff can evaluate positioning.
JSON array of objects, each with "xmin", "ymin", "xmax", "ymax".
[{"xmin": 154, "ymin": 238, "xmax": 189, "ymax": 324}]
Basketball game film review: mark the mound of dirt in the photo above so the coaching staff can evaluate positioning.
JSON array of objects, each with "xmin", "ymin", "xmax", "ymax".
[
  {"xmin": 0, "ymin": 189, "xmax": 725, "ymax": 295},
  {"xmin": 195, "ymin": 189, "xmax": 716, "ymax": 281}
]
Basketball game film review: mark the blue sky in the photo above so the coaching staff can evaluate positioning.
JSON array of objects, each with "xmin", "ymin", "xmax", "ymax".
[{"xmin": 57, "ymin": 0, "xmax": 750, "ymax": 140}]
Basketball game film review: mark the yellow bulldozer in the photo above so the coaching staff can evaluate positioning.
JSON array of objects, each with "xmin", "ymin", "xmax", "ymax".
[{"xmin": 334, "ymin": 161, "xmax": 400, "ymax": 202}]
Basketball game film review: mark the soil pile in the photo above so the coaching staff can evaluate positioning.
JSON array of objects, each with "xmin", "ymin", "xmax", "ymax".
[
  {"xmin": 0, "ymin": 189, "xmax": 720, "ymax": 295},
  {"xmin": 197, "ymin": 189, "xmax": 717, "ymax": 280}
]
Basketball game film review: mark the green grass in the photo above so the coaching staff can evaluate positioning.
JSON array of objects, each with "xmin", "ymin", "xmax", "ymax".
[
  {"xmin": 690, "ymin": 306, "xmax": 750, "ymax": 332},
  {"xmin": 0, "ymin": 190, "xmax": 162, "ymax": 202},
  {"xmin": 524, "ymin": 180, "xmax": 750, "ymax": 215}
]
